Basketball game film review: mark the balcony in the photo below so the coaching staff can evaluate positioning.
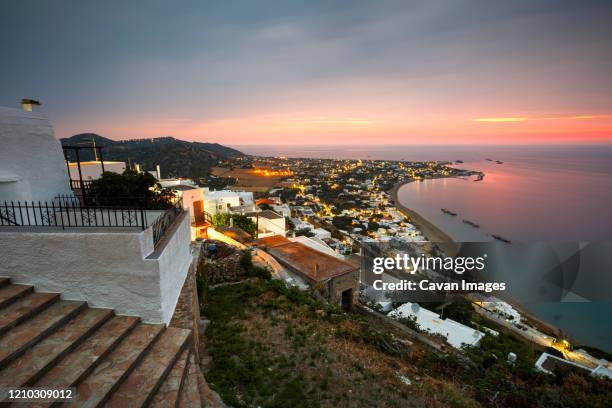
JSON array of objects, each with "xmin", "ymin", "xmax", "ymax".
[
  {"xmin": 0, "ymin": 196, "xmax": 192, "ymax": 324},
  {"xmin": 0, "ymin": 196, "xmax": 183, "ymax": 247}
]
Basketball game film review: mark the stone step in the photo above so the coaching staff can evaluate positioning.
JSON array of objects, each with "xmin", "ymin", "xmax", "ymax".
[
  {"xmin": 0, "ymin": 300, "xmax": 85, "ymax": 370},
  {"xmin": 0, "ymin": 277, "xmax": 10, "ymax": 289},
  {"xmin": 31, "ymin": 315, "xmax": 140, "ymax": 408},
  {"xmin": 0, "ymin": 292, "xmax": 60, "ymax": 336},
  {"xmin": 66, "ymin": 323, "xmax": 165, "ymax": 408},
  {"xmin": 0, "ymin": 284, "xmax": 34, "ymax": 309},
  {"xmin": 178, "ymin": 353, "xmax": 203, "ymax": 408},
  {"xmin": 0, "ymin": 307, "xmax": 114, "ymax": 388},
  {"xmin": 149, "ymin": 347, "xmax": 191, "ymax": 408},
  {"xmin": 105, "ymin": 327, "xmax": 192, "ymax": 408}
]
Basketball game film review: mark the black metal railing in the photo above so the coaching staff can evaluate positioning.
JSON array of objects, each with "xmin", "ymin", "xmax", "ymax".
[
  {"xmin": 151, "ymin": 198, "xmax": 184, "ymax": 245},
  {"xmin": 0, "ymin": 199, "xmax": 149, "ymax": 230},
  {"xmin": 1, "ymin": 197, "xmax": 185, "ymax": 247},
  {"xmin": 55, "ymin": 194, "xmax": 171, "ymax": 209}
]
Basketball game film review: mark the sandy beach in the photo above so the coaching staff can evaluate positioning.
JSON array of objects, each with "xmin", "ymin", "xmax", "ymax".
[
  {"xmin": 389, "ymin": 179, "xmax": 561, "ymax": 338},
  {"xmin": 390, "ymin": 180, "xmax": 458, "ymax": 255}
]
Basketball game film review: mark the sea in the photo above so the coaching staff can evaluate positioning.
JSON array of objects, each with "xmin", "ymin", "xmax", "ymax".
[{"xmin": 235, "ymin": 144, "xmax": 612, "ymax": 352}]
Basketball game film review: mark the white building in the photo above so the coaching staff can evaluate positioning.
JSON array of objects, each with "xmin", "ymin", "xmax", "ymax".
[
  {"xmin": 0, "ymin": 105, "xmax": 192, "ymax": 324},
  {"xmin": 166, "ymin": 184, "xmax": 207, "ymax": 239},
  {"xmin": 535, "ymin": 352, "xmax": 612, "ymax": 379},
  {"xmin": 203, "ymin": 188, "xmax": 255, "ymax": 215},
  {"xmin": 291, "ymin": 217, "xmax": 315, "ymax": 232},
  {"xmin": 479, "ymin": 300, "xmax": 522, "ymax": 324},
  {"xmin": 312, "ymin": 227, "xmax": 332, "ymax": 240},
  {"xmin": 272, "ymin": 203, "xmax": 291, "ymax": 217},
  {"xmin": 0, "ymin": 106, "xmax": 73, "ymax": 202},
  {"xmin": 158, "ymin": 177, "xmax": 197, "ymax": 188},
  {"xmin": 68, "ymin": 160, "xmax": 126, "ymax": 180},
  {"xmin": 290, "ymin": 235, "xmax": 344, "ymax": 259},
  {"xmin": 255, "ymin": 210, "xmax": 287, "ymax": 238},
  {"xmin": 389, "ymin": 303, "xmax": 485, "ymax": 349}
]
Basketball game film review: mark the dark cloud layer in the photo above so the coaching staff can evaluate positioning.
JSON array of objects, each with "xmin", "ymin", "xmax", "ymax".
[{"xmin": 1, "ymin": 1, "xmax": 611, "ymax": 141}]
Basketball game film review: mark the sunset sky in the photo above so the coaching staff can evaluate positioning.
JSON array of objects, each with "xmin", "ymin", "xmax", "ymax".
[{"xmin": 1, "ymin": 1, "xmax": 611, "ymax": 145}]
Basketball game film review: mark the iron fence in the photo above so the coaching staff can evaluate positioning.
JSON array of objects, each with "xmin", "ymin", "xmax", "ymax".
[
  {"xmin": 0, "ymin": 200, "xmax": 148, "ymax": 230},
  {"xmin": 0, "ymin": 197, "xmax": 184, "ymax": 247},
  {"xmin": 151, "ymin": 198, "xmax": 184, "ymax": 245}
]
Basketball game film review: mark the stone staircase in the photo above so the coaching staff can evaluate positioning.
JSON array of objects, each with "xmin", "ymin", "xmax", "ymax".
[{"xmin": 0, "ymin": 277, "xmax": 219, "ymax": 407}]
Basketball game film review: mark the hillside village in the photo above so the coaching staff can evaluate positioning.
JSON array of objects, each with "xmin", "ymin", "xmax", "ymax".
[{"xmin": 0, "ymin": 101, "xmax": 611, "ymax": 407}]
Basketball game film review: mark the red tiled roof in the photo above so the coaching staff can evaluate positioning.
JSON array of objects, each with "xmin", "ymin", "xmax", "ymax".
[
  {"xmin": 258, "ymin": 236, "xmax": 356, "ymax": 282},
  {"xmin": 256, "ymin": 198, "xmax": 275, "ymax": 206},
  {"xmin": 257, "ymin": 235, "xmax": 292, "ymax": 248}
]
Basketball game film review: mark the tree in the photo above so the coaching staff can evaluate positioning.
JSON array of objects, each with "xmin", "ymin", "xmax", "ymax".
[
  {"xmin": 86, "ymin": 170, "xmax": 175, "ymax": 209},
  {"xmin": 440, "ymin": 299, "xmax": 474, "ymax": 325},
  {"xmin": 295, "ymin": 228, "xmax": 315, "ymax": 238},
  {"xmin": 211, "ymin": 213, "xmax": 257, "ymax": 236},
  {"xmin": 332, "ymin": 216, "xmax": 354, "ymax": 231}
]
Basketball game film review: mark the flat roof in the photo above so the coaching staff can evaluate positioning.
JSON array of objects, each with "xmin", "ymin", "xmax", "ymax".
[
  {"xmin": 258, "ymin": 210, "xmax": 284, "ymax": 220},
  {"xmin": 170, "ymin": 184, "xmax": 198, "ymax": 191},
  {"xmin": 258, "ymin": 236, "xmax": 356, "ymax": 282},
  {"xmin": 67, "ymin": 161, "xmax": 125, "ymax": 166},
  {"xmin": 389, "ymin": 303, "xmax": 484, "ymax": 349}
]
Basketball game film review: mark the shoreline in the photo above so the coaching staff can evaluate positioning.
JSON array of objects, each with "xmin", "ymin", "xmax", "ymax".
[
  {"xmin": 389, "ymin": 180, "xmax": 455, "ymax": 245},
  {"xmin": 389, "ymin": 178, "xmax": 562, "ymax": 338}
]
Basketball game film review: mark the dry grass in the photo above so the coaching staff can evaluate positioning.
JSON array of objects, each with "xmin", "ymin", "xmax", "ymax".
[{"xmin": 202, "ymin": 280, "xmax": 480, "ymax": 408}]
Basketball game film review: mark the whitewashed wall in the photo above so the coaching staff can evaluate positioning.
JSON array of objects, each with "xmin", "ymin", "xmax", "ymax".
[
  {"xmin": 0, "ymin": 106, "xmax": 72, "ymax": 203},
  {"xmin": 0, "ymin": 214, "xmax": 192, "ymax": 324}
]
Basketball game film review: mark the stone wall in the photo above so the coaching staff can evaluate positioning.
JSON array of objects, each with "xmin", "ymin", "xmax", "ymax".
[
  {"xmin": 169, "ymin": 259, "xmax": 202, "ymax": 360},
  {"xmin": 329, "ymin": 270, "xmax": 360, "ymax": 309},
  {"xmin": 198, "ymin": 240, "xmax": 246, "ymax": 285}
]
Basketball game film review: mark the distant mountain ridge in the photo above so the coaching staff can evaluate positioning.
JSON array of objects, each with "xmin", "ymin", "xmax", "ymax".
[{"xmin": 61, "ymin": 133, "xmax": 244, "ymax": 179}]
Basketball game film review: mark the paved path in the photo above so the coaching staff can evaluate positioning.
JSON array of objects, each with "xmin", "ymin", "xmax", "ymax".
[{"xmin": 251, "ymin": 249, "xmax": 309, "ymax": 289}]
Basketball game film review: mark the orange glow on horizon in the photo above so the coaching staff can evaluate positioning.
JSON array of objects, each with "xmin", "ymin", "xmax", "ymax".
[
  {"xmin": 57, "ymin": 111, "xmax": 612, "ymax": 145},
  {"xmin": 475, "ymin": 114, "xmax": 612, "ymax": 123},
  {"xmin": 475, "ymin": 117, "xmax": 529, "ymax": 123}
]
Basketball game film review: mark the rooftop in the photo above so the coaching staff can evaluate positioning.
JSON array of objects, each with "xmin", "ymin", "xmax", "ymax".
[
  {"xmin": 67, "ymin": 160, "xmax": 124, "ymax": 167},
  {"xmin": 257, "ymin": 236, "xmax": 356, "ymax": 282},
  {"xmin": 258, "ymin": 210, "xmax": 284, "ymax": 220},
  {"xmin": 389, "ymin": 303, "xmax": 484, "ymax": 349},
  {"xmin": 170, "ymin": 184, "xmax": 199, "ymax": 191}
]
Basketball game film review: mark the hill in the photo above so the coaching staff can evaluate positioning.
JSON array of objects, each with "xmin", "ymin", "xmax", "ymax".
[{"xmin": 61, "ymin": 133, "xmax": 244, "ymax": 179}]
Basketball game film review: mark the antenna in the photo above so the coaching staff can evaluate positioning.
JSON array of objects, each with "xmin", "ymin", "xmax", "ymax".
[{"xmin": 92, "ymin": 136, "xmax": 99, "ymax": 161}]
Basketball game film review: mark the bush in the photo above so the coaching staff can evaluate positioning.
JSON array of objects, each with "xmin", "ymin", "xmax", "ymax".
[
  {"xmin": 241, "ymin": 251, "xmax": 272, "ymax": 280},
  {"xmin": 212, "ymin": 213, "xmax": 257, "ymax": 236},
  {"xmin": 294, "ymin": 228, "xmax": 314, "ymax": 238},
  {"xmin": 87, "ymin": 170, "xmax": 175, "ymax": 208},
  {"xmin": 332, "ymin": 216, "xmax": 354, "ymax": 231},
  {"xmin": 439, "ymin": 298, "xmax": 474, "ymax": 325}
]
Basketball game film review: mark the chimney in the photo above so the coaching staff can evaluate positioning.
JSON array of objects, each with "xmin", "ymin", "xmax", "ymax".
[
  {"xmin": 21, "ymin": 98, "xmax": 41, "ymax": 112},
  {"xmin": 156, "ymin": 165, "xmax": 161, "ymax": 179}
]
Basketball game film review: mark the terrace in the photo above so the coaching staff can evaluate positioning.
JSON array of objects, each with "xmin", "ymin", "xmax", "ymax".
[
  {"xmin": 0, "ymin": 106, "xmax": 193, "ymax": 324},
  {"xmin": 0, "ymin": 195, "xmax": 184, "ymax": 248}
]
